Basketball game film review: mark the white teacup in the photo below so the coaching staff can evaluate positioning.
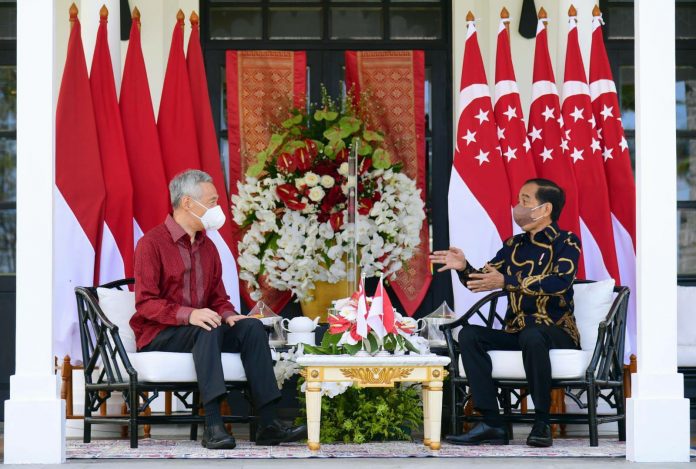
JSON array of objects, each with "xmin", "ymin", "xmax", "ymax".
[{"xmin": 287, "ymin": 331, "xmax": 316, "ymax": 346}]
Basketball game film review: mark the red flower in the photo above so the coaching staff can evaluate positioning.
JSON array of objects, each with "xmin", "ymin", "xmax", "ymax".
[
  {"xmin": 335, "ymin": 148, "xmax": 349, "ymax": 163},
  {"xmin": 294, "ymin": 147, "xmax": 312, "ymax": 172},
  {"xmin": 321, "ymin": 186, "xmax": 346, "ymax": 214},
  {"xmin": 304, "ymin": 139, "xmax": 319, "ymax": 157},
  {"xmin": 277, "ymin": 184, "xmax": 306, "ymax": 211},
  {"xmin": 277, "ymin": 152, "xmax": 297, "ymax": 173},
  {"xmin": 372, "ymin": 191, "xmax": 382, "ymax": 202},
  {"xmin": 329, "ymin": 212, "xmax": 344, "ymax": 231},
  {"xmin": 359, "ymin": 157, "xmax": 372, "ymax": 175},
  {"xmin": 313, "ymin": 161, "xmax": 338, "ymax": 176},
  {"xmin": 358, "ymin": 197, "xmax": 374, "ymax": 215}
]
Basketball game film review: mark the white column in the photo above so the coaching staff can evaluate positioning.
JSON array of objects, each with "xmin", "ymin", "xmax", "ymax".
[
  {"xmin": 3, "ymin": 0, "xmax": 66, "ymax": 464},
  {"xmin": 627, "ymin": 0, "xmax": 690, "ymax": 462},
  {"xmin": 81, "ymin": 0, "xmax": 121, "ymax": 94}
]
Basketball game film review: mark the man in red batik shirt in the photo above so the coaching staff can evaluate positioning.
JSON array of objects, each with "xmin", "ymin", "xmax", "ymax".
[{"xmin": 130, "ymin": 169, "xmax": 306, "ymax": 449}]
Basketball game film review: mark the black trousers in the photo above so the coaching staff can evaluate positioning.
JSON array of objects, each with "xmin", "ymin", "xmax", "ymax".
[
  {"xmin": 142, "ymin": 320, "xmax": 281, "ymax": 408},
  {"xmin": 458, "ymin": 325, "xmax": 577, "ymax": 415}
]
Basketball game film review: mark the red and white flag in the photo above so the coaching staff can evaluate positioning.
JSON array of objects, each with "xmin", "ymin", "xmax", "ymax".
[
  {"xmin": 448, "ymin": 14, "xmax": 512, "ymax": 316},
  {"xmin": 562, "ymin": 11, "xmax": 619, "ymax": 283},
  {"xmin": 367, "ymin": 276, "xmax": 388, "ymax": 339},
  {"xmin": 356, "ymin": 277, "xmax": 369, "ymax": 339},
  {"xmin": 494, "ymin": 13, "xmax": 536, "ymax": 213},
  {"xmin": 158, "ymin": 11, "xmax": 201, "ymax": 179},
  {"xmin": 55, "ymin": 8, "xmax": 106, "ymax": 362},
  {"xmin": 90, "ymin": 9, "xmax": 134, "ymax": 283},
  {"xmin": 590, "ymin": 10, "xmax": 637, "ymax": 361},
  {"xmin": 187, "ymin": 12, "xmax": 240, "ymax": 310},
  {"xmin": 120, "ymin": 8, "xmax": 170, "ymax": 239},
  {"xmin": 528, "ymin": 13, "xmax": 584, "ymax": 277}
]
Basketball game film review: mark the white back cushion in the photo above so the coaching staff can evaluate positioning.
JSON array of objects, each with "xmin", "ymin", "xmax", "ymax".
[
  {"xmin": 573, "ymin": 279, "xmax": 616, "ymax": 351},
  {"xmin": 97, "ymin": 287, "xmax": 137, "ymax": 353},
  {"xmin": 677, "ymin": 286, "xmax": 696, "ymax": 346}
]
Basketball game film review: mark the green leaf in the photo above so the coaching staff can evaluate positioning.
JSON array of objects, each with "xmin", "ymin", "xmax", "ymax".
[
  {"xmin": 343, "ymin": 343, "xmax": 362, "ymax": 355},
  {"xmin": 314, "ymin": 109, "xmax": 339, "ymax": 122},
  {"xmin": 338, "ymin": 116, "xmax": 361, "ymax": 136},
  {"xmin": 357, "ymin": 142, "xmax": 373, "ymax": 156},
  {"xmin": 372, "ymin": 148, "xmax": 392, "ymax": 169},
  {"xmin": 281, "ymin": 113, "xmax": 303, "ymax": 128},
  {"xmin": 267, "ymin": 133, "xmax": 286, "ymax": 154},
  {"xmin": 323, "ymin": 125, "xmax": 343, "ymax": 142},
  {"xmin": 362, "ymin": 130, "xmax": 384, "ymax": 142}
]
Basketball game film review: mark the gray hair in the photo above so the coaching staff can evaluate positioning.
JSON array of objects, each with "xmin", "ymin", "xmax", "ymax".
[{"xmin": 169, "ymin": 169, "xmax": 213, "ymax": 208}]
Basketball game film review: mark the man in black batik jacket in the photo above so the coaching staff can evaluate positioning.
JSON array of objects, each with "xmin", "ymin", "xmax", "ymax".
[{"xmin": 430, "ymin": 178, "xmax": 582, "ymax": 448}]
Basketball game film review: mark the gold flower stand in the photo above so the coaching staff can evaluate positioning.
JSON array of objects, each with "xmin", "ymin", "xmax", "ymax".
[{"xmin": 296, "ymin": 354, "xmax": 451, "ymax": 451}]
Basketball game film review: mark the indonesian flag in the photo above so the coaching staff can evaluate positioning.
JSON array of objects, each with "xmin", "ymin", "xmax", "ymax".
[
  {"xmin": 528, "ymin": 13, "xmax": 584, "ymax": 277},
  {"xmin": 562, "ymin": 11, "xmax": 619, "ymax": 283},
  {"xmin": 590, "ymin": 10, "xmax": 637, "ymax": 361},
  {"xmin": 448, "ymin": 14, "xmax": 512, "ymax": 316},
  {"xmin": 158, "ymin": 10, "xmax": 201, "ymax": 179},
  {"xmin": 367, "ymin": 276, "xmax": 388, "ymax": 339},
  {"xmin": 90, "ymin": 8, "xmax": 134, "ymax": 283},
  {"xmin": 55, "ymin": 8, "xmax": 106, "ymax": 362},
  {"xmin": 494, "ymin": 13, "xmax": 536, "ymax": 211},
  {"xmin": 356, "ymin": 277, "xmax": 369, "ymax": 340},
  {"xmin": 187, "ymin": 12, "xmax": 240, "ymax": 311},
  {"xmin": 120, "ymin": 8, "xmax": 170, "ymax": 239}
]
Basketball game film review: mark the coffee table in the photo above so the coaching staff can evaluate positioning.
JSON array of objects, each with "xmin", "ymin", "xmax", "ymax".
[{"xmin": 296, "ymin": 354, "xmax": 451, "ymax": 451}]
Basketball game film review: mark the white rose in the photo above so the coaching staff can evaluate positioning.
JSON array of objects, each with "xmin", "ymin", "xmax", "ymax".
[
  {"xmin": 304, "ymin": 172, "xmax": 320, "ymax": 187},
  {"xmin": 295, "ymin": 177, "xmax": 306, "ymax": 189},
  {"xmin": 320, "ymin": 175, "xmax": 335, "ymax": 188},
  {"xmin": 338, "ymin": 162, "xmax": 349, "ymax": 176},
  {"xmin": 308, "ymin": 186, "xmax": 325, "ymax": 202}
]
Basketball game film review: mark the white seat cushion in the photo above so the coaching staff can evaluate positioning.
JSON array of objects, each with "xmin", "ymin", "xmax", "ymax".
[
  {"xmin": 677, "ymin": 345, "xmax": 696, "ymax": 367},
  {"xmin": 96, "ymin": 287, "xmax": 137, "ymax": 353},
  {"xmin": 459, "ymin": 349, "xmax": 593, "ymax": 380},
  {"xmin": 127, "ymin": 352, "xmax": 247, "ymax": 382},
  {"xmin": 573, "ymin": 279, "xmax": 616, "ymax": 351},
  {"xmin": 677, "ymin": 286, "xmax": 696, "ymax": 346}
]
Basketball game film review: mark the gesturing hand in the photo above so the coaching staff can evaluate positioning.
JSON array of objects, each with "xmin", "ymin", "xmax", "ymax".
[
  {"xmin": 189, "ymin": 308, "xmax": 222, "ymax": 331},
  {"xmin": 467, "ymin": 263, "xmax": 504, "ymax": 293},
  {"xmin": 429, "ymin": 247, "xmax": 467, "ymax": 272}
]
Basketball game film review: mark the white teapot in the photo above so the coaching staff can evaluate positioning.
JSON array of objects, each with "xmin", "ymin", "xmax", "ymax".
[{"xmin": 281, "ymin": 316, "xmax": 320, "ymax": 333}]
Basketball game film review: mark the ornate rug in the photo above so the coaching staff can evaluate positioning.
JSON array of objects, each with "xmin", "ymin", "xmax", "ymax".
[{"xmin": 66, "ymin": 438, "xmax": 695, "ymax": 459}]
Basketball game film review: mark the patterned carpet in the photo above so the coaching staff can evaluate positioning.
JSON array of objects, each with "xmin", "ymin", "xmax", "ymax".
[{"xmin": 65, "ymin": 438, "xmax": 689, "ymax": 459}]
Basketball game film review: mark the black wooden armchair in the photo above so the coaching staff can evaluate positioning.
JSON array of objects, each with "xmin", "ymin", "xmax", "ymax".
[
  {"xmin": 440, "ymin": 280, "xmax": 630, "ymax": 446},
  {"xmin": 74, "ymin": 279, "xmax": 257, "ymax": 448}
]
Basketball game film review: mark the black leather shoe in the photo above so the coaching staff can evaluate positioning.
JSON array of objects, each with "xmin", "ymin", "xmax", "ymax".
[
  {"xmin": 202, "ymin": 424, "xmax": 237, "ymax": 449},
  {"xmin": 527, "ymin": 421, "xmax": 553, "ymax": 447},
  {"xmin": 445, "ymin": 422, "xmax": 509, "ymax": 445},
  {"xmin": 256, "ymin": 419, "xmax": 308, "ymax": 446}
]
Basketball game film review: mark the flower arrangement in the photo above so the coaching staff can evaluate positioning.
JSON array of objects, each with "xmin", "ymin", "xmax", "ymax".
[{"xmin": 231, "ymin": 90, "xmax": 426, "ymax": 302}]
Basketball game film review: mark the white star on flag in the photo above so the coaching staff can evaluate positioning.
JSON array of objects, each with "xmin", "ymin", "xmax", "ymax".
[
  {"xmin": 528, "ymin": 126, "xmax": 542, "ymax": 142},
  {"xmin": 560, "ymin": 139, "xmax": 570, "ymax": 151},
  {"xmin": 462, "ymin": 129, "xmax": 477, "ymax": 145},
  {"xmin": 600, "ymin": 104, "xmax": 614, "ymax": 120},
  {"xmin": 602, "ymin": 147, "xmax": 614, "ymax": 161},
  {"xmin": 591, "ymin": 138, "xmax": 601, "ymax": 153},
  {"xmin": 503, "ymin": 105, "xmax": 517, "ymax": 121},
  {"xmin": 523, "ymin": 138, "xmax": 531, "ymax": 153},
  {"xmin": 557, "ymin": 115, "xmax": 564, "ymax": 128},
  {"xmin": 570, "ymin": 147, "xmax": 584, "ymax": 163},
  {"xmin": 542, "ymin": 105, "xmax": 555, "ymax": 121},
  {"xmin": 474, "ymin": 149, "xmax": 490, "ymax": 165},
  {"xmin": 598, "ymin": 128, "xmax": 603, "ymax": 139},
  {"xmin": 565, "ymin": 128, "xmax": 572, "ymax": 140},
  {"xmin": 475, "ymin": 108, "xmax": 489, "ymax": 124},
  {"xmin": 540, "ymin": 146, "xmax": 553, "ymax": 162},
  {"xmin": 497, "ymin": 126, "xmax": 506, "ymax": 140},
  {"xmin": 588, "ymin": 115, "xmax": 596, "ymax": 128},
  {"xmin": 619, "ymin": 136, "xmax": 628, "ymax": 151},
  {"xmin": 503, "ymin": 146, "xmax": 517, "ymax": 162},
  {"xmin": 570, "ymin": 106, "xmax": 584, "ymax": 122}
]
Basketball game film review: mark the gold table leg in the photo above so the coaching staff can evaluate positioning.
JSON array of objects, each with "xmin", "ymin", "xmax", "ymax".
[
  {"xmin": 306, "ymin": 381, "xmax": 322, "ymax": 451},
  {"xmin": 427, "ymin": 380, "xmax": 444, "ymax": 450}
]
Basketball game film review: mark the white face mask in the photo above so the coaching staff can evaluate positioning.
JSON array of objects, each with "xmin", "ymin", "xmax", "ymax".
[{"xmin": 191, "ymin": 199, "xmax": 226, "ymax": 231}]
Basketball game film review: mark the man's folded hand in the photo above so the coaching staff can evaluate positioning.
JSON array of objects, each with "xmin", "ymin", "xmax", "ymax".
[{"xmin": 189, "ymin": 308, "xmax": 222, "ymax": 331}]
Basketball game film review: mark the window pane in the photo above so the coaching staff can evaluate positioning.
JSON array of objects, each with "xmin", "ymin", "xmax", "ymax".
[
  {"xmin": 676, "ymin": 66, "xmax": 696, "ymax": 131},
  {"xmin": 678, "ymin": 138, "xmax": 696, "ymax": 201},
  {"xmin": 618, "ymin": 66, "xmax": 635, "ymax": 131},
  {"xmin": 0, "ymin": 66, "xmax": 16, "ymax": 132},
  {"xmin": 220, "ymin": 138, "xmax": 230, "ymax": 193},
  {"xmin": 607, "ymin": 5, "xmax": 634, "ymax": 39},
  {"xmin": 221, "ymin": 67, "xmax": 227, "ymax": 131},
  {"xmin": 390, "ymin": 7, "xmax": 441, "ymax": 40},
  {"xmin": 0, "ymin": 5, "xmax": 16, "ymax": 40},
  {"xmin": 269, "ymin": 7, "xmax": 322, "ymax": 40},
  {"xmin": 331, "ymin": 7, "xmax": 382, "ymax": 39},
  {"xmin": 676, "ymin": 5, "xmax": 696, "ymax": 39},
  {"xmin": 0, "ymin": 137, "xmax": 15, "ymax": 202},
  {"xmin": 678, "ymin": 208, "xmax": 696, "ymax": 275},
  {"xmin": 209, "ymin": 7, "xmax": 262, "ymax": 40},
  {"xmin": 0, "ymin": 208, "xmax": 15, "ymax": 273}
]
